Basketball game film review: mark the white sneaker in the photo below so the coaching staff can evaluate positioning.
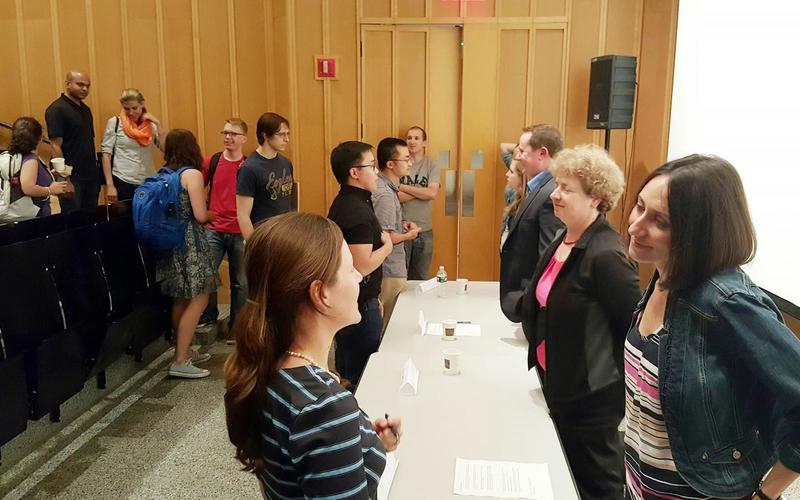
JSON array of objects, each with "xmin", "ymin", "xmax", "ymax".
[
  {"xmin": 191, "ymin": 349, "xmax": 211, "ymax": 364},
  {"xmin": 168, "ymin": 359, "xmax": 210, "ymax": 379}
]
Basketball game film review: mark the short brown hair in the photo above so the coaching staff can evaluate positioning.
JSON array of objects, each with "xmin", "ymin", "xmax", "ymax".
[
  {"xmin": 523, "ymin": 124, "xmax": 563, "ymax": 158},
  {"xmin": 225, "ymin": 117, "xmax": 248, "ymax": 135},
  {"xmin": 256, "ymin": 112, "xmax": 289, "ymax": 145},
  {"xmin": 634, "ymin": 154, "xmax": 757, "ymax": 291},
  {"xmin": 550, "ymin": 144, "xmax": 625, "ymax": 213}
]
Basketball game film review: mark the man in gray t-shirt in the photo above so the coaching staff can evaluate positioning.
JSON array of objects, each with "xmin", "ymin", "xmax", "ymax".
[
  {"xmin": 399, "ymin": 126, "xmax": 440, "ymax": 279},
  {"xmin": 375, "ymin": 137, "xmax": 419, "ymax": 331}
]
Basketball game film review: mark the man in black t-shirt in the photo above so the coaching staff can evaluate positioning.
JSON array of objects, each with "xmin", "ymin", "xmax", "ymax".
[
  {"xmin": 327, "ymin": 141, "xmax": 393, "ymax": 385},
  {"xmin": 236, "ymin": 112, "xmax": 294, "ymax": 239},
  {"xmin": 45, "ymin": 71, "xmax": 97, "ymax": 213}
]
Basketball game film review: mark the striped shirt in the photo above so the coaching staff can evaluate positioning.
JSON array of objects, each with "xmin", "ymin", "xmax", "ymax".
[
  {"xmin": 623, "ymin": 321, "xmax": 711, "ymax": 499},
  {"xmin": 259, "ymin": 365, "xmax": 386, "ymax": 499}
]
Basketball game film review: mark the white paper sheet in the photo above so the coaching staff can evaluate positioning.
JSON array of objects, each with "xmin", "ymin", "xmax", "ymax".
[
  {"xmin": 377, "ymin": 452, "xmax": 399, "ymax": 500},
  {"xmin": 453, "ymin": 458, "xmax": 554, "ymax": 500},
  {"xmin": 425, "ymin": 323, "xmax": 481, "ymax": 337}
]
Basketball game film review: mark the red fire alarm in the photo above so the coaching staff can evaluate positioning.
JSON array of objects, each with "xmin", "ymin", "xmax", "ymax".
[{"xmin": 315, "ymin": 56, "xmax": 338, "ymax": 80}]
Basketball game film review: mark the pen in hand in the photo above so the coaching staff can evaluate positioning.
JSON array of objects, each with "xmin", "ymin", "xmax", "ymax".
[{"xmin": 384, "ymin": 413, "xmax": 399, "ymax": 439}]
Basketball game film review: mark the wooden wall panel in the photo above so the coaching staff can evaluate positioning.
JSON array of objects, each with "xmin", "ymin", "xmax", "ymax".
[
  {"xmin": 91, "ymin": 0, "xmax": 125, "ymax": 137},
  {"xmin": 396, "ymin": 30, "xmax": 427, "ymax": 136},
  {"xmin": 271, "ymin": 0, "xmax": 293, "ymax": 123},
  {"xmin": 459, "ymin": 23, "xmax": 499, "ymax": 279},
  {"xmin": 0, "ymin": 0, "xmax": 25, "ymax": 119},
  {"xmin": 233, "ymin": 0, "xmax": 271, "ymax": 150},
  {"xmin": 534, "ymin": 0, "xmax": 566, "ymax": 17},
  {"xmin": 427, "ymin": 27, "xmax": 461, "ymax": 278},
  {"xmin": 431, "ymin": 0, "xmax": 460, "ymax": 18},
  {"xmin": 126, "ymin": 0, "xmax": 162, "ymax": 125},
  {"xmin": 563, "ymin": 0, "xmax": 601, "ymax": 148},
  {"xmin": 466, "ymin": 0, "xmax": 494, "ymax": 18},
  {"xmin": 294, "ymin": 0, "xmax": 326, "ymax": 215},
  {"xmin": 55, "ymin": 1, "xmax": 91, "ymax": 105},
  {"xmin": 196, "ymin": 0, "xmax": 232, "ymax": 152},
  {"xmin": 361, "ymin": 0, "xmax": 390, "ymax": 18},
  {"xmin": 397, "ymin": 0, "xmax": 425, "ymax": 18},
  {"xmin": 329, "ymin": 0, "xmax": 359, "ymax": 202},
  {"xmin": 22, "ymin": 0, "xmax": 58, "ymax": 126},
  {"xmin": 162, "ymin": 0, "xmax": 198, "ymax": 133},
  {"xmin": 499, "ymin": 0, "xmax": 531, "ymax": 17},
  {"xmin": 531, "ymin": 29, "xmax": 564, "ymax": 126},
  {"xmin": 362, "ymin": 29, "xmax": 394, "ymax": 147}
]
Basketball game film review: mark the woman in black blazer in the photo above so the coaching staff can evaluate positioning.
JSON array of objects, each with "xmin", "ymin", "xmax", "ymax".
[{"xmin": 522, "ymin": 144, "xmax": 641, "ymax": 500}]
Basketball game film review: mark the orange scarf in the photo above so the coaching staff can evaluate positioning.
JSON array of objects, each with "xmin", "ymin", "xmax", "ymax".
[{"xmin": 120, "ymin": 110, "xmax": 153, "ymax": 147}]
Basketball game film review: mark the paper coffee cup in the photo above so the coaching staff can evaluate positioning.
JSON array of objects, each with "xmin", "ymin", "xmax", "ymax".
[
  {"xmin": 456, "ymin": 278, "xmax": 468, "ymax": 294},
  {"xmin": 442, "ymin": 319, "xmax": 457, "ymax": 340},
  {"xmin": 51, "ymin": 157, "xmax": 65, "ymax": 170},
  {"xmin": 443, "ymin": 348, "xmax": 461, "ymax": 375}
]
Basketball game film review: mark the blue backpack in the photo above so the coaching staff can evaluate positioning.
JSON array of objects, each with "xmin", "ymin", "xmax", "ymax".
[{"xmin": 133, "ymin": 166, "xmax": 191, "ymax": 251}]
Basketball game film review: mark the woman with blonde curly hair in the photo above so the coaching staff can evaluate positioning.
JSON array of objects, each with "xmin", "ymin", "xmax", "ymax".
[{"xmin": 520, "ymin": 144, "xmax": 641, "ymax": 500}]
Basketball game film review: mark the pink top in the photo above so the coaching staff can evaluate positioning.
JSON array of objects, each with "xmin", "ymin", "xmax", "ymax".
[{"xmin": 533, "ymin": 255, "xmax": 566, "ymax": 371}]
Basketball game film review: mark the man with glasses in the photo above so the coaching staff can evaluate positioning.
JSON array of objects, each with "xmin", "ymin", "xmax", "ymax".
[
  {"xmin": 197, "ymin": 118, "xmax": 249, "ymax": 338},
  {"xmin": 327, "ymin": 141, "xmax": 393, "ymax": 385},
  {"xmin": 373, "ymin": 137, "xmax": 419, "ymax": 332},
  {"xmin": 236, "ymin": 112, "xmax": 294, "ymax": 241},
  {"xmin": 499, "ymin": 124, "xmax": 564, "ymax": 324}
]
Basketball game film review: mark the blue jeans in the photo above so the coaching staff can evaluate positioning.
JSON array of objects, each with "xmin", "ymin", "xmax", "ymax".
[
  {"xmin": 404, "ymin": 229, "xmax": 433, "ymax": 280},
  {"xmin": 200, "ymin": 230, "xmax": 247, "ymax": 328},
  {"xmin": 334, "ymin": 298, "xmax": 382, "ymax": 385}
]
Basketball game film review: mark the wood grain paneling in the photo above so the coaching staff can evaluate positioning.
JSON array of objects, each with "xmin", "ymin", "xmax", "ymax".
[
  {"xmin": 534, "ymin": 0, "xmax": 566, "ymax": 17},
  {"xmin": 0, "ymin": 0, "xmax": 25, "ymax": 119},
  {"xmin": 294, "ymin": 0, "xmax": 326, "ymax": 215},
  {"xmin": 396, "ymin": 30, "xmax": 427, "ymax": 135},
  {"xmin": 361, "ymin": 0, "xmax": 391, "ymax": 18},
  {"xmin": 362, "ymin": 29, "xmax": 393, "ymax": 147},
  {"xmin": 499, "ymin": 0, "xmax": 531, "ymax": 17},
  {"xmin": 233, "ymin": 0, "xmax": 270, "ymax": 148},
  {"xmin": 196, "ymin": 0, "xmax": 232, "ymax": 152},
  {"xmin": 162, "ymin": 0, "xmax": 197, "ymax": 132},
  {"xmin": 397, "ymin": 0, "xmax": 425, "ymax": 18},
  {"xmin": 531, "ymin": 29, "xmax": 564, "ymax": 126},
  {"xmin": 22, "ymin": 0, "xmax": 58, "ymax": 126}
]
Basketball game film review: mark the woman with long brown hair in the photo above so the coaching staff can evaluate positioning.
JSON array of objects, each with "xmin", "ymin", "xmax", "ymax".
[
  {"xmin": 224, "ymin": 212, "xmax": 401, "ymax": 499},
  {"xmin": 156, "ymin": 129, "xmax": 218, "ymax": 379}
]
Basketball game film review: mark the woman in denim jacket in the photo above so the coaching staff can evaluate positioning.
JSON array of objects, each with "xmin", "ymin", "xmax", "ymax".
[{"xmin": 624, "ymin": 154, "xmax": 800, "ymax": 499}]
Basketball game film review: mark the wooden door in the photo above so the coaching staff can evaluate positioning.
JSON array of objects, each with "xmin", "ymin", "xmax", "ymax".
[{"xmin": 360, "ymin": 25, "xmax": 461, "ymax": 277}]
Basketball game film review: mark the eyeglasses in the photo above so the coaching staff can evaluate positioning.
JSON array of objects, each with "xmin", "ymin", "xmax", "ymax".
[
  {"xmin": 220, "ymin": 131, "xmax": 246, "ymax": 138},
  {"xmin": 352, "ymin": 162, "xmax": 377, "ymax": 172},
  {"xmin": 274, "ymin": 131, "xmax": 291, "ymax": 139},
  {"xmin": 390, "ymin": 156, "xmax": 411, "ymax": 163}
]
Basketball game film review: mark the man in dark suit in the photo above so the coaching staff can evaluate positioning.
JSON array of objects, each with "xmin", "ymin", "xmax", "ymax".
[{"xmin": 500, "ymin": 124, "xmax": 564, "ymax": 324}]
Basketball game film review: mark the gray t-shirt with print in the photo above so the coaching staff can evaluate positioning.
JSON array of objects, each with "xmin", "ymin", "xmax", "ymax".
[{"xmin": 399, "ymin": 155, "xmax": 439, "ymax": 232}]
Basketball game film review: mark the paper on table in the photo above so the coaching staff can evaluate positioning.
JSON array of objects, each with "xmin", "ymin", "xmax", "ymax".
[
  {"xmin": 418, "ymin": 310, "xmax": 428, "ymax": 336},
  {"xmin": 398, "ymin": 358, "xmax": 419, "ymax": 395},
  {"xmin": 377, "ymin": 452, "xmax": 399, "ymax": 500},
  {"xmin": 453, "ymin": 458, "xmax": 554, "ymax": 500},
  {"xmin": 425, "ymin": 323, "xmax": 481, "ymax": 337},
  {"xmin": 416, "ymin": 277, "xmax": 440, "ymax": 294}
]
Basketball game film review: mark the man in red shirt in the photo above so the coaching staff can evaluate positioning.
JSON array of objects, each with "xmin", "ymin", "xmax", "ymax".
[{"xmin": 199, "ymin": 118, "xmax": 248, "ymax": 339}]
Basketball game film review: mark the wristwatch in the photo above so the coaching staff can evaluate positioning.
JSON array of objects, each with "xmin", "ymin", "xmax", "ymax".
[{"xmin": 753, "ymin": 484, "xmax": 782, "ymax": 500}]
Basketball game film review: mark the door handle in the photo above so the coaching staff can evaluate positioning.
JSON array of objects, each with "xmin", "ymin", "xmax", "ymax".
[
  {"xmin": 445, "ymin": 169, "xmax": 457, "ymax": 216},
  {"xmin": 462, "ymin": 170, "xmax": 474, "ymax": 217}
]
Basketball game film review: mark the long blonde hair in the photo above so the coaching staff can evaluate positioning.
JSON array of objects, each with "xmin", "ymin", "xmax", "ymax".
[{"xmin": 224, "ymin": 212, "xmax": 343, "ymax": 473}]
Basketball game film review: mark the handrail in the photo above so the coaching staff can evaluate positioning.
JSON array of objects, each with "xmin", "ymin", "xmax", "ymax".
[{"xmin": 0, "ymin": 119, "xmax": 52, "ymax": 144}]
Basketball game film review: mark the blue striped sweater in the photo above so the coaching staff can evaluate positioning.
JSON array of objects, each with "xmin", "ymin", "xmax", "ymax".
[{"xmin": 258, "ymin": 365, "xmax": 386, "ymax": 499}]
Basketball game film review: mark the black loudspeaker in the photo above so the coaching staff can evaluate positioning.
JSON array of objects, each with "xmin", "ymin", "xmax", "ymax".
[{"xmin": 587, "ymin": 55, "xmax": 637, "ymax": 130}]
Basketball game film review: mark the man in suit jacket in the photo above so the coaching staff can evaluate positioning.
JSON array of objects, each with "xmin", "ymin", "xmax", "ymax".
[{"xmin": 500, "ymin": 124, "xmax": 564, "ymax": 324}]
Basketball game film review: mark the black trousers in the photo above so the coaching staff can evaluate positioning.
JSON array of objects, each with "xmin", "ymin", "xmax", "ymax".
[
  {"xmin": 553, "ymin": 414, "xmax": 625, "ymax": 500},
  {"xmin": 112, "ymin": 175, "xmax": 138, "ymax": 201}
]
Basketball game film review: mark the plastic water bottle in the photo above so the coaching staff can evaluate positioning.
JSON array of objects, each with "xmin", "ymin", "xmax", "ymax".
[{"xmin": 436, "ymin": 265, "xmax": 448, "ymax": 297}]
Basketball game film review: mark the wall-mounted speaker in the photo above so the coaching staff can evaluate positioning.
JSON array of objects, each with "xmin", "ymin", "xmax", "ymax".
[{"xmin": 587, "ymin": 55, "xmax": 637, "ymax": 130}]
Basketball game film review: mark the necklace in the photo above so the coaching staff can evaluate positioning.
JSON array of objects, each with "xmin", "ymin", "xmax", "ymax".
[
  {"xmin": 285, "ymin": 350, "xmax": 317, "ymax": 366},
  {"xmin": 285, "ymin": 351, "xmax": 342, "ymax": 383}
]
